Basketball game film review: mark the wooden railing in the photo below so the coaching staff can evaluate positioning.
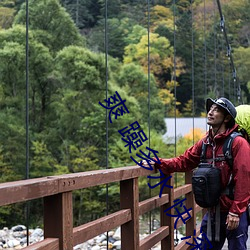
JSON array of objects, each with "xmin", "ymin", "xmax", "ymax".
[{"xmin": 0, "ymin": 166, "xmax": 204, "ymax": 250}]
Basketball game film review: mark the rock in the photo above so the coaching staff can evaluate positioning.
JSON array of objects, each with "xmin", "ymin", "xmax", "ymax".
[
  {"xmin": 11, "ymin": 226, "xmax": 26, "ymax": 232},
  {"xmin": 95, "ymin": 234, "xmax": 106, "ymax": 243},
  {"xmin": 87, "ymin": 238, "xmax": 94, "ymax": 245},
  {"xmin": 91, "ymin": 245, "xmax": 101, "ymax": 250},
  {"xmin": 0, "ymin": 230, "xmax": 7, "ymax": 238},
  {"xmin": 100, "ymin": 240, "xmax": 108, "ymax": 246},
  {"xmin": 12, "ymin": 231, "xmax": 25, "ymax": 238},
  {"xmin": 107, "ymin": 231, "xmax": 114, "ymax": 237},
  {"xmin": 15, "ymin": 245, "xmax": 23, "ymax": 249},
  {"xmin": 113, "ymin": 240, "xmax": 121, "ymax": 249},
  {"xmin": 108, "ymin": 236, "xmax": 116, "ymax": 243},
  {"xmin": 20, "ymin": 237, "xmax": 27, "ymax": 245},
  {"xmin": 113, "ymin": 227, "xmax": 120, "ymax": 240},
  {"xmin": 73, "ymin": 243, "xmax": 87, "ymax": 249},
  {"xmin": 7, "ymin": 239, "xmax": 20, "ymax": 247},
  {"xmin": 30, "ymin": 228, "xmax": 43, "ymax": 238}
]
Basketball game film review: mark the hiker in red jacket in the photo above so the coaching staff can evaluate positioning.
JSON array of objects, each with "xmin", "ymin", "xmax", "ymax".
[{"xmin": 142, "ymin": 97, "xmax": 250, "ymax": 250}]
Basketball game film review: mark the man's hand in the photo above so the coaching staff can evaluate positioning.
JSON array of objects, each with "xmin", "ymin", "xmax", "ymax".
[
  {"xmin": 226, "ymin": 213, "xmax": 240, "ymax": 230},
  {"xmin": 140, "ymin": 160, "xmax": 156, "ymax": 169}
]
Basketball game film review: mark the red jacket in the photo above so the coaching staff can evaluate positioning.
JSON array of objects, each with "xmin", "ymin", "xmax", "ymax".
[{"xmin": 157, "ymin": 124, "xmax": 250, "ymax": 216}]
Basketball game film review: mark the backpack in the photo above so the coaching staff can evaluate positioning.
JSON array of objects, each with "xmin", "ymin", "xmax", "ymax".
[
  {"xmin": 192, "ymin": 132, "xmax": 241, "ymax": 208},
  {"xmin": 235, "ymin": 105, "xmax": 250, "ymax": 142}
]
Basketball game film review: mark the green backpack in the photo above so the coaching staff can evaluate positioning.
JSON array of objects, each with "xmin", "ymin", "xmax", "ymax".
[{"xmin": 235, "ymin": 105, "xmax": 250, "ymax": 142}]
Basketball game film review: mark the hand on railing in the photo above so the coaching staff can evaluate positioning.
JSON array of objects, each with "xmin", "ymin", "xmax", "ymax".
[{"xmin": 140, "ymin": 160, "xmax": 156, "ymax": 169}]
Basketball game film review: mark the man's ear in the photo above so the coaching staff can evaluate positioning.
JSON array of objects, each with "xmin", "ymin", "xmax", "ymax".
[{"xmin": 224, "ymin": 114, "xmax": 232, "ymax": 123}]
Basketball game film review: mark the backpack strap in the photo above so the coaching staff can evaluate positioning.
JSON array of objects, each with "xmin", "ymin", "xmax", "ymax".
[
  {"xmin": 201, "ymin": 131, "xmax": 242, "ymax": 167},
  {"xmin": 223, "ymin": 132, "xmax": 242, "ymax": 200},
  {"xmin": 223, "ymin": 132, "xmax": 242, "ymax": 169},
  {"xmin": 200, "ymin": 142, "xmax": 208, "ymax": 163}
]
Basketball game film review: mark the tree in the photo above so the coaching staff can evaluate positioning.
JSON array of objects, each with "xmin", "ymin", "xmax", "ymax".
[
  {"xmin": 234, "ymin": 46, "xmax": 250, "ymax": 102},
  {"xmin": 149, "ymin": 5, "xmax": 174, "ymax": 33},
  {"xmin": 61, "ymin": 0, "xmax": 101, "ymax": 29},
  {"xmin": 124, "ymin": 32, "xmax": 185, "ymax": 87},
  {"xmin": 0, "ymin": 25, "xmax": 56, "ymax": 132},
  {"xmin": 14, "ymin": 0, "xmax": 84, "ymax": 52},
  {"xmin": 0, "ymin": 6, "xmax": 15, "ymax": 29},
  {"xmin": 86, "ymin": 17, "xmax": 139, "ymax": 60},
  {"xmin": 116, "ymin": 63, "xmax": 166, "ymax": 132}
]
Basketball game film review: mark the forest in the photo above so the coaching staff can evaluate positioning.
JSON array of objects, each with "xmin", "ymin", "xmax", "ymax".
[{"xmin": 0, "ymin": 0, "xmax": 249, "ymax": 227}]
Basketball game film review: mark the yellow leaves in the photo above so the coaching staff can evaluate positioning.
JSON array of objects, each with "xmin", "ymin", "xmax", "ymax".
[
  {"xmin": 149, "ymin": 5, "xmax": 174, "ymax": 32},
  {"xmin": 166, "ymin": 80, "xmax": 179, "ymax": 90},
  {"xmin": 184, "ymin": 128, "xmax": 205, "ymax": 142},
  {"xmin": 158, "ymin": 88, "xmax": 175, "ymax": 105},
  {"xmin": 174, "ymin": 56, "xmax": 186, "ymax": 77},
  {"xmin": 0, "ymin": 7, "xmax": 15, "ymax": 29},
  {"xmin": 200, "ymin": 112, "xmax": 207, "ymax": 118},
  {"xmin": 124, "ymin": 32, "xmax": 174, "ymax": 75}
]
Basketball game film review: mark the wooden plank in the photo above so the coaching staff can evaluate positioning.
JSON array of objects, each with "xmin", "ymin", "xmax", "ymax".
[
  {"xmin": 73, "ymin": 209, "xmax": 131, "ymax": 245},
  {"xmin": 175, "ymin": 211, "xmax": 194, "ymax": 229},
  {"xmin": 58, "ymin": 166, "xmax": 155, "ymax": 192},
  {"xmin": 120, "ymin": 178, "xmax": 140, "ymax": 250},
  {"xmin": 174, "ymin": 223, "xmax": 202, "ymax": 250},
  {"xmin": 174, "ymin": 237, "xmax": 192, "ymax": 250},
  {"xmin": 0, "ymin": 166, "xmax": 155, "ymax": 206},
  {"xmin": 22, "ymin": 238, "xmax": 59, "ymax": 250},
  {"xmin": 140, "ymin": 226, "xmax": 169, "ymax": 250},
  {"xmin": 174, "ymin": 184, "xmax": 192, "ymax": 200},
  {"xmin": 139, "ymin": 194, "xmax": 169, "ymax": 216},
  {"xmin": 44, "ymin": 192, "xmax": 73, "ymax": 250},
  {"xmin": 161, "ymin": 174, "xmax": 174, "ymax": 250},
  {"xmin": 185, "ymin": 171, "xmax": 196, "ymax": 249},
  {"xmin": 0, "ymin": 177, "xmax": 59, "ymax": 206}
]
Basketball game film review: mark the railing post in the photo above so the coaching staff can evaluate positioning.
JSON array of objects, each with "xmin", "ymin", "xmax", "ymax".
[
  {"xmin": 120, "ymin": 178, "xmax": 139, "ymax": 250},
  {"xmin": 185, "ymin": 171, "xmax": 196, "ymax": 249},
  {"xmin": 161, "ymin": 173, "xmax": 174, "ymax": 250},
  {"xmin": 44, "ymin": 192, "xmax": 73, "ymax": 250}
]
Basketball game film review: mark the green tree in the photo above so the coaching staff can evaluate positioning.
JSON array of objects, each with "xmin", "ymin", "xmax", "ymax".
[
  {"xmin": 61, "ymin": 0, "xmax": 101, "ymax": 29},
  {"xmin": 234, "ymin": 46, "xmax": 250, "ymax": 102},
  {"xmin": 116, "ymin": 63, "xmax": 165, "ymax": 132},
  {"xmin": 0, "ymin": 6, "xmax": 15, "ymax": 29},
  {"xmin": 14, "ymin": 0, "xmax": 84, "ymax": 52}
]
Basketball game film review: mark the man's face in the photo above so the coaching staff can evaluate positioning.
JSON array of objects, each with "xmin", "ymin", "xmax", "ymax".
[{"xmin": 207, "ymin": 104, "xmax": 226, "ymax": 127}]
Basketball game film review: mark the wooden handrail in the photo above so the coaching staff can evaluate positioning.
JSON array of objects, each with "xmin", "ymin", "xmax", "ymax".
[{"xmin": 0, "ymin": 165, "xmax": 203, "ymax": 250}]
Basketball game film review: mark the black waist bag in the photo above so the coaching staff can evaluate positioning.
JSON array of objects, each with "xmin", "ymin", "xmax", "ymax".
[{"xmin": 192, "ymin": 163, "xmax": 222, "ymax": 208}]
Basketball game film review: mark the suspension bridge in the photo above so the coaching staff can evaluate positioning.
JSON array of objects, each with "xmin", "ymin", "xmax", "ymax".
[{"xmin": 0, "ymin": 0, "xmax": 248, "ymax": 249}]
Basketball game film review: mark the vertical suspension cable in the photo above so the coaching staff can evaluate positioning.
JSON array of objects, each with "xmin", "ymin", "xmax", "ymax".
[
  {"xmin": 173, "ymin": 0, "xmax": 179, "ymax": 245},
  {"xmin": 147, "ymin": 0, "xmax": 152, "ymax": 234},
  {"xmin": 25, "ymin": 0, "xmax": 30, "ymax": 245},
  {"xmin": 213, "ymin": 0, "xmax": 217, "ymax": 95},
  {"xmin": 173, "ymin": 0, "xmax": 177, "ymax": 180},
  {"xmin": 104, "ymin": 0, "xmax": 109, "ymax": 247},
  {"xmin": 228, "ymin": 64, "xmax": 231, "ymax": 100},
  {"xmin": 203, "ymin": 0, "xmax": 207, "ymax": 98},
  {"xmin": 191, "ymin": 0, "xmax": 195, "ymax": 145},
  {"xmin": 147, "ymin": 0, "xmax": 151, "ymax": 162}
]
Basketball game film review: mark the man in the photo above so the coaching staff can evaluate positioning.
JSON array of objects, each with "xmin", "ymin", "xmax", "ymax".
[{"xmin": 142, "ymin": 97, "xmax": 250, "ymax": 250}]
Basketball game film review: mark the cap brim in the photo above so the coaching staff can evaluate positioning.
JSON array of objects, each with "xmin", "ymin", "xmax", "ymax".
[{"xmin": 206, "ymin": 98, "xmax": 215, "ymax": 113}]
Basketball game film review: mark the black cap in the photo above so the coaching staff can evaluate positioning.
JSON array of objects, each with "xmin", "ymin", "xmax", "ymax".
[{"xmin": 206, "ymin": 97, "xmax": 237, "ymax": 119}]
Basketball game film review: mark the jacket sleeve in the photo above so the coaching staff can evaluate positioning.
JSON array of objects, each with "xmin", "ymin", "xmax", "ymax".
[
  {"xmin": 229, "ymin": 136, "xmax": 250, "ymax": 215},
  {"xmin": 156, "ymin": 140, "xmax": 203, "ymax": 174}
]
